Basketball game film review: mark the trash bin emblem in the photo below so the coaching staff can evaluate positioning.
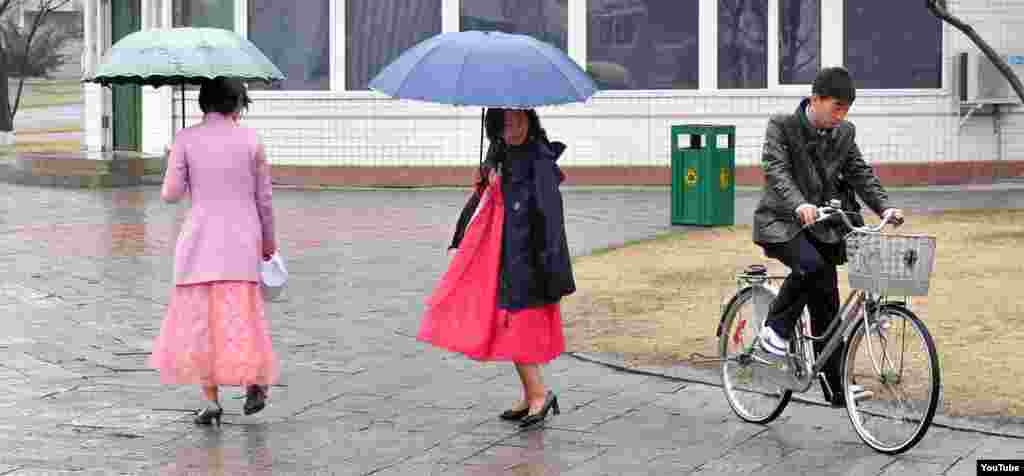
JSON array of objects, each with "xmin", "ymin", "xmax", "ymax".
[{"xmin": 686, "ymin": 168, "xmax": 698, "ymax": 186}]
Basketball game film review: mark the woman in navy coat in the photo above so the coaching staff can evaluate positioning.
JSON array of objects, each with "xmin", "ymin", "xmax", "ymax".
[{"xmin": 422, "ymin": 108, "xmax": 574, "ymax": 428}]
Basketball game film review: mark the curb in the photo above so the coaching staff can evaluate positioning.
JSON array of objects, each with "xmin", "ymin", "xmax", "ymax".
[{"xmin": 567, "ymin": 351, "xmax": 1024, "ymax": 440}]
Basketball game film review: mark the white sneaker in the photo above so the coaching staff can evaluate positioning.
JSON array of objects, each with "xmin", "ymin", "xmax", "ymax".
[
  {"xmin": 758, "ymin": 324, "xmax": 789, "ymax": 358},
  {"xmin": 849, "ymin": 384, "xmax": 875, "ymax": 402}
]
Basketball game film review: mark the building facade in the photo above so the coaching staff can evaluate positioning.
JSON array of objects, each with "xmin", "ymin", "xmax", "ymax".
[{"xmin": 81, "ymin": 0, "xmax": 1024, "ymax": 186}]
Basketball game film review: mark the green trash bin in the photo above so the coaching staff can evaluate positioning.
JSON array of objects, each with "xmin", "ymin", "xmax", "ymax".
[{"xmin": 670, "ymin": 124, "xmax": 736, "ymax": 226}]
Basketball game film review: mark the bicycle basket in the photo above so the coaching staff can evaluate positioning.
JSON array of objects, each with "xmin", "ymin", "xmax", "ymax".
[{"xmin": 845, "ymin": 230, "xmax": 936, "ymax": 296}]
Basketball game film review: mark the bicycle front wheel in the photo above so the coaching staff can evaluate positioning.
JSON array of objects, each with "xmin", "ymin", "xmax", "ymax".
[
  {"xmin": 843, "ymin": 304, "xmax": 940, "ymax": 454},
  {"xmin": 720, "ymin": 287, "xmax": 791, "ymax": 424}
]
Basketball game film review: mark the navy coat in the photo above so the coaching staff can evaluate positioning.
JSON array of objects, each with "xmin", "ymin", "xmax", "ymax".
[{"xmin": 449, "ymin": 139, "xmax": 576, "ymax": 311}]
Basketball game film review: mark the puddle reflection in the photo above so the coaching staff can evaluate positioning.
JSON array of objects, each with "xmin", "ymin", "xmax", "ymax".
[
  {"xmin": 464, "ymin": 430, "xmax": 562, "ymax": 476},
  {"xmin": 159, "ymin": 425, "xmax": 273, "ymax": 476}
]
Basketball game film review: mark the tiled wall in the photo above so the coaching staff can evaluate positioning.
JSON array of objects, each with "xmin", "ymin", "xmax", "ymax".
[{"xmin": 165, "ymin": 90, "xmax": 964, "ymax": 169}]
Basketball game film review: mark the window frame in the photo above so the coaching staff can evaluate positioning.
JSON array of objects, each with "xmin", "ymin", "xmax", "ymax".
[
  {"xmin": 585, "ymin": 1, "xmax": 700, "ymax": 91},
  {"xmin": 717, "ymin": 0, "xmax": 769, "ymax": 90},
  {"xmin": 841, "ymin": 0, "xmax": 945, "ymax": 92},
  {"xmin": 231, "ymin": 0, "xmax": 946, "ymax": 99},
  {"xmin": 239, "ymin": 0, "xmax": 340, "ymax": 97},
  {"xmin": 777, "ymin": 0, "xmax": 821, "ymax": 87}
]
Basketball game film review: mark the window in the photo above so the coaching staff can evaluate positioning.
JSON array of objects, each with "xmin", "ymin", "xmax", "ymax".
[
  {"xmin": 587, "ymin": 1, "xmax": 698, "ymax": 90},
  {"xmin": 173, "ymin": 0, "xmax": 233, "ymax": 29},
  {"xmin": 346, "ymin": 0, "xmax": 442, "ymax": 90},
  {"xmin": 247, "ymin": 0, "xmax": 331, "ymax": 90},
  {"xmin": 718, "ymin": 0, "xmax": 768, "ymax": 89},
  {"xmin": 845, "ymin": 0, "xmax": 942, "ymax": 89},
  {"xmin": 779, "ymin": 0, "xmax": 819, "ymax": 84},
  {"xmin": 461, "ymin": 0, "xmax": 568, "ymax": 51}
]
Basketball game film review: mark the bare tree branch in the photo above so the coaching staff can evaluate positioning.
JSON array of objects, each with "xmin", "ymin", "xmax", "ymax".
[
  {"xmin": 0, "ymin": 0, "xmax": 21, "ymax": 18},
  {"xmin": 11, "ymin": 0, "xmax": 72, "ymax": 117},
  {"xmin": 927, "ymin": 0, "xmax": 1024, "ymax": 104},
  {"xmin": 794, "ymin": 54, "xmax": 816, "ymax": 73},
  {"xmin": 0, "ymin": 0, "xmax": 24, "ymax": 127}
]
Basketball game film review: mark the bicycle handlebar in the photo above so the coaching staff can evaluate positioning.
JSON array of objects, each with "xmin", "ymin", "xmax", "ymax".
[{"xmin": 808, "ymin": 199, "xmax": 903, "ymax": 233}]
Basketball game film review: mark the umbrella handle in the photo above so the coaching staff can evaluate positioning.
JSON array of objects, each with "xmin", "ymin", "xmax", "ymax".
[
  {"xmin": 479, "ymin": 107, "xmax": 485, "ymax": 171},
  {"xmin": 181, "ymin": 84, "xmax": 186, "ymax": 133}
]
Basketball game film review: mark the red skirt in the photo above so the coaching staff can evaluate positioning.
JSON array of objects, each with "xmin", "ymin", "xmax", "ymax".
[{"xmin": 417, "ymin": 181, "xmax": 565, "ymax": 365}]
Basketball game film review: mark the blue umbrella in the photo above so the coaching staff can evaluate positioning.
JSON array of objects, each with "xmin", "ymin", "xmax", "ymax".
[{"xmin": 369, "ymin": 30, "xmax": 597, "ymax": 108}]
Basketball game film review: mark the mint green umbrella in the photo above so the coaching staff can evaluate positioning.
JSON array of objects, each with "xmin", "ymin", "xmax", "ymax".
[{"xmin": 84, "ymin": 27, "xmax": 285, "ymax": 130}]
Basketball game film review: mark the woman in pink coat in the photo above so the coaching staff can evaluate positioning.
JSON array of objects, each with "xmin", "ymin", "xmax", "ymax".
[{"xmin": 149, "ymin": 77, "xmax": 278, "ymax": 426}]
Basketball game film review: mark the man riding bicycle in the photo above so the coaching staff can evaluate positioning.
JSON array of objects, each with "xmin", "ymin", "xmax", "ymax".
[{"xmin": 752, "ymin": 67, "xmax": 904, "ymax": 407}]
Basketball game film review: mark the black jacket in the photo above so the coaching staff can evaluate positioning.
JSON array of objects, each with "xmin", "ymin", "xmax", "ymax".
[
  {"xmin": 450, "ymin": 139, "xmax": 575, "ymax": 310},
  {"xmin": 753, "ymin": 98, "xmax": 892, "ymax": 245}
]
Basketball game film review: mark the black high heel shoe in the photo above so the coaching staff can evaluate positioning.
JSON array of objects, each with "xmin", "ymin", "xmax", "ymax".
[
  {"xmin": 519, "ymin": 391, "xmax": 560, "ymax": 428},
  {"xmin": 194, "ymin": 406, "xmax": 223, "ymax": 426},
  {"xmin": 499, "ymin": 406, "xmax": 530, "ymax": 421},
  {"xmin": 244, "ymin": 385, "xmax": 267, "ymax": 416}
]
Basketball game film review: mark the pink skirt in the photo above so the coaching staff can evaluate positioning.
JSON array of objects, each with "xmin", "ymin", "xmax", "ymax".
[
  {"xmin": 149, "ymin": 281, "xmax": 279, "ymax": 386},
  {"xmin": 417, "ymin": 181, "xmax": 566, "ymax": 365}
]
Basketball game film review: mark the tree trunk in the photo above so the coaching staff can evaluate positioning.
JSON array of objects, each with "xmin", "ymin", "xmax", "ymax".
[
  {"xmin": 927, "ymin": 0, "xmax": 1024, "ymax": 104},
  {"xmin": 0, "ymin": 67, "xmax": 13, "ymax": 140}
]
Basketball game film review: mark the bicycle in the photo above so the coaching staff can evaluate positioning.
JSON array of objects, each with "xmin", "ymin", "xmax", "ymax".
[{"xmin": 714, "ymin": 200, "xmax": 941, "ymax": 454}]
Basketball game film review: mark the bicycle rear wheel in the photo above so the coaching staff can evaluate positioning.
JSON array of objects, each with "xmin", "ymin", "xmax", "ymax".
[
  {"xmin": 843, "ymin": 304, "xmax": 940, "ymax": 454},
  {"xmin": 720, "ymin": 286, "xmax": 791, "ymax": 424}
]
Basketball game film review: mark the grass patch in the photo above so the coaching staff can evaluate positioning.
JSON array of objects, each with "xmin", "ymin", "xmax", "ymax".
[
  {"xmin": 15, "ymin": 139, "xmax": 81, "ymax": 154},
  {"xmin": 563, "ymin": 208, "xmax": 1024, "ymax": 417},
  {"xmin": 9, "ymin": 78, "xmax": 83, "ymax": 110},
  {"xmin": 16, "ymin": 127, "xmax": 82, "ymax": 135}
]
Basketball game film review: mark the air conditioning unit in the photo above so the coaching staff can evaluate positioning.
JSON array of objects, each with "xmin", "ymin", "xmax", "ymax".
[{"xmin": 958, "ymin": 51, "xmax": 1024, "ymax": 104}]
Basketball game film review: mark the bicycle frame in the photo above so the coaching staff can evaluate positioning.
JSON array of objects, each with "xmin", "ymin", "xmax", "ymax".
[
  {"xmin": 788, "ymin": 289, "xmax": 872, "ymax": 393},
  {"xmin": 742, "ymin": 202, "xmax": 901, "ymax": 393}
]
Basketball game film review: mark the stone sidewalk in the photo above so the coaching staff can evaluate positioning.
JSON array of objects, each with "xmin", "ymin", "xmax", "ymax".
[{"xmin": 0, "ymin": 183, "xmax": 1021, "ymax": 475}]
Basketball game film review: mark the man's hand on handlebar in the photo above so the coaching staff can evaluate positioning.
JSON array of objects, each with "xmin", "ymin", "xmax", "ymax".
[
  {"xmin": 883, "ymin": 208, "xmax": 905, "ymax": 227},
  {"xmin": 796, "ymin": 203, "xmax": 818, "ymax": 226},
  {"xmin": 805, "ymin": 201, "xmax": 905, "ymax": 231}
]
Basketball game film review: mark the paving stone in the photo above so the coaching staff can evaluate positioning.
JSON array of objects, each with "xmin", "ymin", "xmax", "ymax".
[{"xmin": 0, "ymin": 183, "xmax": 1018, "ymax": 473}]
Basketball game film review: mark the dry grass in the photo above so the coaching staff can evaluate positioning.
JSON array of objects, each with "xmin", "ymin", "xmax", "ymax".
[
  {"xmin": 9, "ymin": 79, "xmax": 83, "ymax": 110},
  {"xmin": 14, "ymin": 139, "xmax": 81, "ymax": 154},
  {"xmin": 563, "ymin": 208, "xmax": 1024, "ymax": 417},
  {"xmin": 16, "ymin": 127, "xmax": 82, "ymax": 135}
]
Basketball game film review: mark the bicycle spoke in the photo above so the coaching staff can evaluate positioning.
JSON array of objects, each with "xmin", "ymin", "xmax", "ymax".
[
  {"xmin": 720, "ymin": 287, "xmax": 791, "ymax": 424},
  {"xmin": 844, "ymin": 306, "xmax": 939, "ymax": 454}
]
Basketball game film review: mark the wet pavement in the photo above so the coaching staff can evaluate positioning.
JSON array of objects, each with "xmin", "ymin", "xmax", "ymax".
[{"xmin": 0, "ymin": 183, "xmax": 1022, "ymax": 475}]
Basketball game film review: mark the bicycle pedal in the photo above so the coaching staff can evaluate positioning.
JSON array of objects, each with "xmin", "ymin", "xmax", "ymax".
[{"xmin": 751, "ymin": 353, "xmax": 788, "ymax": 370}]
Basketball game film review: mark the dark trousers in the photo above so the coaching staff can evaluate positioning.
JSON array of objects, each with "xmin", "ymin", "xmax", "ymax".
[{"xmin": 760, "ymin": 231, "xmax": 845, "ymax": 400}]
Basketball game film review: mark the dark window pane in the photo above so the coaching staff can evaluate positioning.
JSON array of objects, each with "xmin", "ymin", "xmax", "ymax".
[
  {"xmin": 347, "ymin": 0, "xmax": 442, "ymax": 90},
  {"xmin": 587, "ymin": 0, "xmax": 698, "ymax": 90},
  {"xmin": 780, "ymin": 0, "xmax": 819, "ymax": 84},
  {"xmin": 845, "ymin": 0, "xmax": 942, "ymax": 89},
  {"xmin": 173, "ymin": 0, "xmax": 233, "ymax": 29},
  {"xmin": 718, "ymin": 0, "xmax": 767, "ymax": 89},
  {"xmin": 461, "ymin": 0, "xmax": 568, "ymax": 51},
  {"xmin": 248, "ymin": 0, "xmax": 330, "ymax": 90}
]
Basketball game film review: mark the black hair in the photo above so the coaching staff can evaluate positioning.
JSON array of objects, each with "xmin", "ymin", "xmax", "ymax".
[
  {"xmin": 812, "ymin": 66, "xmax": 856, "ymax": 104},
  {"xmin": 198, "ymin": 77, "xmax": 252, "ymax": 115},
  {"xmin": 475, "ymin": 108, "xmax": 549, "ymax": 192}
]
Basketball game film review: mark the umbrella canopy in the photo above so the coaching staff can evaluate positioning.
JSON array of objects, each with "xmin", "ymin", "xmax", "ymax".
[
  {"xmin": 84, "ymin": 27, "xmax": 285, "ymax": 87},
  {"xmin": 369, "ymin": 30, "xmax": 597, "ymax": 108}
]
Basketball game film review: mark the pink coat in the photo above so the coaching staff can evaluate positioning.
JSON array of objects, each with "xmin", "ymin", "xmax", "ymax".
[{"xmin": 161, "ymin": 112, "xmax": 276, "ymax": 285}]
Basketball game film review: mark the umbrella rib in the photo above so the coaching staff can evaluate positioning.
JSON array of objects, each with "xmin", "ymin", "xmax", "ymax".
[
  {"xmin": 394, "ymin": 37, "xmax": 454, "ymax": 101},
  {"xmin": 521, "ymin": 39, "xmax": 590, "ymax": 103},
  {"xmin": 452, "ymin": 34, "xmax": 485, "ymax": 108}
]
